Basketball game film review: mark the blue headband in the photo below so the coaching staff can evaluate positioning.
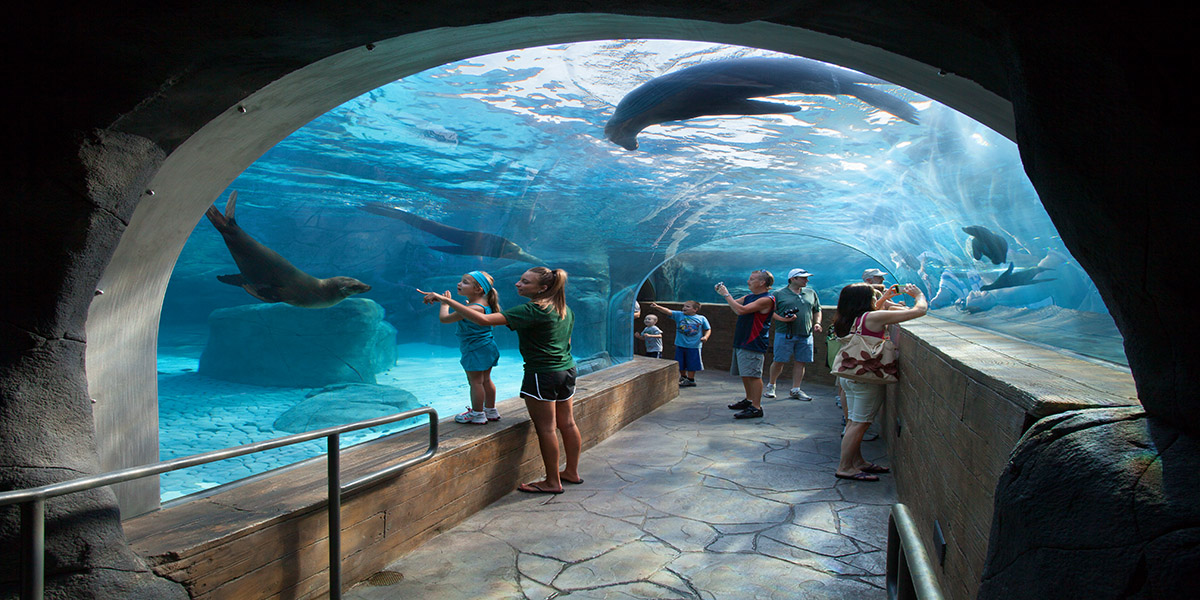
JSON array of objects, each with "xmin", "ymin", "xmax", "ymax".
[{"xmin": 468, "ymin": 271, "xmax": 492, "ymax": 297}]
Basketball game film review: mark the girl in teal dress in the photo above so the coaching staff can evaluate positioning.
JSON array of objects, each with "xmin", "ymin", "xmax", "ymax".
[{"xmin": 435, "ymin": 271, "xmax": 502, "ymax": 425}]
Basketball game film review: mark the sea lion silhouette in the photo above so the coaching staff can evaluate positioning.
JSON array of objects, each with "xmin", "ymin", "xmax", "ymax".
[
  {"xmin": 204, "ymin": 191, "xmax": 371, "ymax": 308},
  {"xmin": 359, "ymin": 202, "xmax": 542, "ymax": 264},
  {"xmin": 962, "ymin": 225, "xmax": 1009, "ymax": 265},
  {"xmin": 980, "ymin": 262, "xmax": 1055, "ymax": 291},
  {"xmin": 605, "ymin": 57, "xmax": 919, "ymax": 151}
]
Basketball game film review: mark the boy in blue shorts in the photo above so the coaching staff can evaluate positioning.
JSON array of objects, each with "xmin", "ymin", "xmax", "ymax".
[{"xmin": 647, "ymin": 301, "xmax": 711, "ymax": 387}]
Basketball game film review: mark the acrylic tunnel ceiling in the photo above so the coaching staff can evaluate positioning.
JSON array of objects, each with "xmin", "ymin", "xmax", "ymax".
[{"xmin": 163, "ymin": 39, "xmax": 1124, "ymax": 366}]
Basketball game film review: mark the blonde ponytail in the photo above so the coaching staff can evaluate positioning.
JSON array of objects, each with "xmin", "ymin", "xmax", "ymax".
[{"xmin": 529, "ymin": 266, "xmax": 569, "ymax": 319}]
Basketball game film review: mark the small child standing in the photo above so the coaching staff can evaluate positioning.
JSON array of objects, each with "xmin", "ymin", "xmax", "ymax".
[
  {"xmin": 635, "ymin": 314, "xmax": 664, "ymax": 358},
  {"xmin": 435, "ymin": 271, "xmax": 502, "ymax": 425},
  {"xmin": 647, "ymin": 301, "xmax": 710, "ymax": 387}
]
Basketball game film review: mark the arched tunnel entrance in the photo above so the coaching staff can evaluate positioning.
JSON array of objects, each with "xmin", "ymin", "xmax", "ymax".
[
  {"xmin": 129, "ymin": 34, "xmax": 1115, "ymax": 513},
  {"xmin": 6, "ymin": 5, "xmax": 1194, "ymax": 600}
]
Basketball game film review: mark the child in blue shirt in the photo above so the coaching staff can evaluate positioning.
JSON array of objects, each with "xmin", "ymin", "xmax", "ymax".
[{"xmin": 647, "ymin": 301, "xmax": 710, "ymax": 387}]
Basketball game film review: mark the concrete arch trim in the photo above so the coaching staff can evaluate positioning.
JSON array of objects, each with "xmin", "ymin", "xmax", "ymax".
[{"xmin": 85, "ymin": 13, "xmax": 1014, "ymax": 515}]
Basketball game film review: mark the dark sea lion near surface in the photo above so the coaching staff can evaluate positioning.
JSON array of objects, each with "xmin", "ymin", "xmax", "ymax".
[
  {"xmin": 962, "ymin": 225, "xmax": 1009, "ymax": 265},
  {"xmin": 980, "ymin": 262, "xmax": 1055, "ymax": 291},
  {"xmin": 605, "ymin": 56, "xmax": 920, "ymax": 151},
  {"xmin": 359, "ymin": 201, "xmax": 542, "ymax": 264},
  {"xmin": 205, "ymin": 191, "xmax": 371, "ymax": 308}
]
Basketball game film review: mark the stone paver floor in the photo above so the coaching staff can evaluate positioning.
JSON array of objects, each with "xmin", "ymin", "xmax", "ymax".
[{"xmin": 347, "ymin": 371, "xmax": 894, "ymax": 599}]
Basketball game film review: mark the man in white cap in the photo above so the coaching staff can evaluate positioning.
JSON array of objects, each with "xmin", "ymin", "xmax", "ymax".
[
  {"xmin": 764, "ymin": 268, "xmax": 821, "ymax": 401},
  {"xmin": 863, "ymin": 267, "xmax": 906, "ymax": 309}
]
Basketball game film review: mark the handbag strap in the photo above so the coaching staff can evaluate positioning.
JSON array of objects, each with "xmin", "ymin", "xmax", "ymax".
[
  {"xmin": 851, "ymin": 313, "xmax": 867, "ymax": 336},
  {"xmin": 852, "ymin": 312, "xmax": 890, "ymax": 340}
]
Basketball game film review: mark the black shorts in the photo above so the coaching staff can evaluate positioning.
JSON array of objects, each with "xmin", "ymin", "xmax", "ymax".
[{"xmin": 520, "ymin": 367, "xmax": 577, "ymax": 402}]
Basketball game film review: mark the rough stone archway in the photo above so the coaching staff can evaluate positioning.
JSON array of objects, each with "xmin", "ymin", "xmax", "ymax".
[{"xmin": 4, "ymin": 3, "xmax": 1194, "ymax": 598}]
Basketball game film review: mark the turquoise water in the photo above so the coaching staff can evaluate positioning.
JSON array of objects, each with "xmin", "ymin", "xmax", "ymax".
[
  {"xmin": 157, "ymin": 335, "xmax": 525, "ymax": 501},
  {"xmin": 158, "ymin": 39, "xmax": 1124, "ymax": 500}
]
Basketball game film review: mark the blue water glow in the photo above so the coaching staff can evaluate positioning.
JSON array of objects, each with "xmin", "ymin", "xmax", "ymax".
[{"xmin": 158, "ymin": 39, "xmax": 1123, "ymax": 500}]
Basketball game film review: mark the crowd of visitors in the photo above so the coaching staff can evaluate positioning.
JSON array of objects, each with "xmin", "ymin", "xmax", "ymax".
[
  {"xmin": 418, "ymin": 263, "xmax": 925, "ymax": 494},
  {"xmin": 644, "ymin": 266, "xmax": 926, "ymax": 483}
]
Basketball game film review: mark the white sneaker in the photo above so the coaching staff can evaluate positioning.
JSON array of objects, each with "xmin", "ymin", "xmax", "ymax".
[
  {"xmin": 763, "ymin": 383, "xmax": 776, "ymax": 398},
  {"xmin": 454, "ymin": 408, "xmax": 487, "ymax": 424},
  {"xmin": 789, "ymin": 388, "xmax": 812, "ymax": 401},
  {"xmin": 484, "ymin": 407, "xmax": 501, "ymax": 421}
]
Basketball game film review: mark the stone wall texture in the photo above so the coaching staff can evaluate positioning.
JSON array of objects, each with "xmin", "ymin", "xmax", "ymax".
[{"xmin": 885, "ymin": 319, "xmax": 1139, "ymax": 600}]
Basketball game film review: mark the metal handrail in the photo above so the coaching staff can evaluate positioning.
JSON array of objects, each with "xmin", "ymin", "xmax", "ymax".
[
  {"xmin": 0, "ymin": 406, "xmax": 439, "ymax": 600},
  {"xmin": 887, "ymin": 503, "xmax": 944, "ymax": 600}
]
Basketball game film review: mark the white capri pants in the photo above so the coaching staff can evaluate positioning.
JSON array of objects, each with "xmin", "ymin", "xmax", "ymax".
[{"xmin": 841, "ymin": 378, "xmax": 885, "ymax": 423}]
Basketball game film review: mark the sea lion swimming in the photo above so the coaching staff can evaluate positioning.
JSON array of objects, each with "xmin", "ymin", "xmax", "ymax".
[
  {"xmin": 980, "ymin": 262, "xmax": 1055, "ymax": 291},
  {"xmin": 962, "ymin": 225, "xmax": 1009, "ymax": 265},
  {"xmin": 205, "ymin": 191, "xmax": 371, "ymax": 308},
  {"xmin": 359, "ymin": 202, "xmax": 542, "ymax": 264},
  {"xmin": 605, "ymin": 57, "xmax": 919, "ymax": 151}
]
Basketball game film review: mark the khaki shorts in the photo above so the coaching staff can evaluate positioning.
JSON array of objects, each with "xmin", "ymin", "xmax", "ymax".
[{"xmin": 729, "ymin": 348, "xmax": 765, "ymax": 378}]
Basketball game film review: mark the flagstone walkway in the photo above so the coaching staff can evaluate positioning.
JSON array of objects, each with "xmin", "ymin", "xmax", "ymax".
[{"xmin": 347, "ymin": 371, "xmax": 894, "ymax": 599}]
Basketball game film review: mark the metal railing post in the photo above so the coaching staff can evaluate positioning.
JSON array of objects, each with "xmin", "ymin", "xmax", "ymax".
[
  {"xmin": 0, "ymin": 407, "xmax": 437, "ymax": 600},
  {"xmin": 328, "ymin": 433, "xmax": 342, "ymax": 600},
  {"xmin": 20, "ymin": 497, "xmax": 45, "ymax": 600},
  {"xmin": 887, "ymin": 503, "xmax": 944, "ymax": 600}
]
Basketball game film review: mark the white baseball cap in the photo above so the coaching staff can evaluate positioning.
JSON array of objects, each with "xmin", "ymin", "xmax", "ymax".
[
  {"xmin": 862, "ymin": 268, "xmax": 887, "ymax": 280},
  {"xmin": 788, "ymin": 268, "xmax": 812, "ymax": 279}
]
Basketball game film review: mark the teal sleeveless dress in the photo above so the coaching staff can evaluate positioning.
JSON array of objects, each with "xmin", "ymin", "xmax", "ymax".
[{"xmin": 456, "ymin": 303, "xmax": 500, "ymax": 371}]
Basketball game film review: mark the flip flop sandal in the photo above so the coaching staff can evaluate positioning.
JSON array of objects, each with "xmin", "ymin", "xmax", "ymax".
[
  {"xmin": 835, "ymin": 472, "xmax": 879, "ymax": 482},
  {"xmin": 560, "ymin": 476, "xmax": 584, "ymax": 485},
  {"xmin": 518, "ymin": 482, "xmax": 564, "ymax": 494},
  {"xmin": 860, "ymin": 463, "xmax": 890, "ymax": 474}
]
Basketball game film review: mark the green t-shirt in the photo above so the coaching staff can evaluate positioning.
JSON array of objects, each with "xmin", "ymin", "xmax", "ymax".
[
  {"xmin": 774, "ymin": 286, "xmax": 820, "ymax": 337},
  {"xmin": 503, "ymin": 302, "xmax": 575, "ymax": 373}
]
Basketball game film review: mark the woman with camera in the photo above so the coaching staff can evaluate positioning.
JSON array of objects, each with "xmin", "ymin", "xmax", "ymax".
[{"xmin": 833, "ymin": 282, "xmax": 927, "ymax": 482}]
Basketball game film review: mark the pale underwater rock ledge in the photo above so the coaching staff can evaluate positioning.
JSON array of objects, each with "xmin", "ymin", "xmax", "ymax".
[
  {"xmin": 273, "ymin": 383, "xmax": 422, "ymax": 433},
  {"xmin": 199, "ymin": 298, "xmax": 397, "ymax": 387}
]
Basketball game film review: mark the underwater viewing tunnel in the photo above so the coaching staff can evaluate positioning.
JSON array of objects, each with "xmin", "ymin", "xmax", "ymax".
[
  {"xmin": 5, "ymin": 5, "xmax": 1196, "ymax": 600},
  {"xmin": 153, "ymin": 39, "xmax": 1121, "ymax": 500}
]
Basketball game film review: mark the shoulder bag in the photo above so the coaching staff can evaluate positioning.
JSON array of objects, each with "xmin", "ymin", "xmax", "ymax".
[{"xmin": 832, "ymin": 313, "xmax": 899, "ymax": 384}]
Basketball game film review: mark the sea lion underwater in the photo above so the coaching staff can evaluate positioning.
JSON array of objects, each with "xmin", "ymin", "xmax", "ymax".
[
  {"xmin": 962, "ymin": 225, "xmax": 1009, "ymax": 265},
  {"xmin": 359, "ymin": 202, "xmax": 542, "ymax": 264},
  {"xmin": 204, "ymin": 191, "xmax": 371, "ymax": 308},
  {"xmin": 980, "ymin": 262, "xmax": 1055, "ymax": 291},
  {"xmin": 604, "ymin": 56, "xmax": 920, "ymax": 151}
]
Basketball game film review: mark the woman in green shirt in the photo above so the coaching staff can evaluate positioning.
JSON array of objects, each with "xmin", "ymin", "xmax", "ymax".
[{"xmin": 420, "ymin": 267, "xmax": 579, "ymax": 494}]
